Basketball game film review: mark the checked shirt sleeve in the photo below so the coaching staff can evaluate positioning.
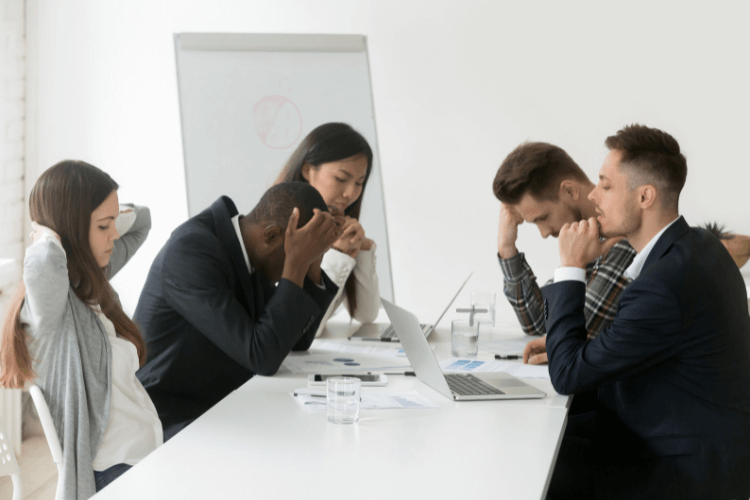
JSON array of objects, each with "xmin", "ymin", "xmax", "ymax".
[
  {"xmin": 500, "ymin": 240, "xmax": 636, "ymax": 340},
  {"xmin": 583, "ymin": 240, "xmax": 637, "ymax": 339},
  {"xmin": 498, "ymin": 252, "xmax": 548, "ymax": 336}
]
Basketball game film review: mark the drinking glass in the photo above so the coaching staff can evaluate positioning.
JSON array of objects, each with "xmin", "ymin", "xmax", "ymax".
[
  {"xmin": 327, "ymin": 377, "xmax": 361, "ymax": 424},
  {"xmin": 451, "ymin": 319, "xmax": 479, "ymax": 357}
]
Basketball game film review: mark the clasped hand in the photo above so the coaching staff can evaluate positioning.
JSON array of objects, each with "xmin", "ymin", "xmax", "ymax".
[
  {"xmin": 332, "ymin": 215, "xmax": 372, "ymax": 259},
  {"xmin": 558, "ymin": 217, "xmax": 620, "ymax": 268},
  {"xmin": 523, "ymin": 336, "xmax": 548, "ymax": 365}
]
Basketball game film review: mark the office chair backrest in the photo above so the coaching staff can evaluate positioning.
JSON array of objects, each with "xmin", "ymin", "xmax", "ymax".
[
  {"xmin": 29, "ymin": 385, "xmax": 64, "ymax": 497},
  {"xmin": 0, "ymin": 415, "xmax": 22, "ymax": 500}
]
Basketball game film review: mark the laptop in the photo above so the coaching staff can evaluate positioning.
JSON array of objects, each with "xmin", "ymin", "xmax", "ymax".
[
  {"xmin": 349, "ymin": 273, "xmax": 472, "ymax": 342},
  {"xmin": 381, "ymin": 298, "xmax": 546, "ymax": 401}
]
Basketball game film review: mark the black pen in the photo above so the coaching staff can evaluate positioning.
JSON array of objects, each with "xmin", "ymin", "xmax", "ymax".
[
  {"xmin": 368, "ymin": 371, "xmax": 416, "ymax": 376},
  {"xmin": 495, "ymin": 355, "xmax": 520, "ymax": 360},
  {"xmin": 294, "ymin": 392, "xmax": 326, "ymax": 398}
]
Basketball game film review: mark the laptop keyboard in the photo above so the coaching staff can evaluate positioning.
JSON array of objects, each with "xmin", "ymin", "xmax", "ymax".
[
  {"xmin": 445, "ymin": 374, "xmax": 505, "ymax": 396},
  {"xmin": 382, "ymin": 323, "xmax": 427, "ymax": 339}
]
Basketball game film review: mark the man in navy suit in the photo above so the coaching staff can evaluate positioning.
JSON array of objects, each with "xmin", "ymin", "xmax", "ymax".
[
  {"xmin": 135, "ymin": 182, "xmax": 341, "ymax": 440},
  {"xmin": 544, "ymin": 125, "xmax": 750, "ymax": 499}
]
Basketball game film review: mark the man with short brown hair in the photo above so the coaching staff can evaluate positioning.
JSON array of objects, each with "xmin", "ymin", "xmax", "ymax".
[
  {"xmin": 492, "ymin": 142, "xmax": 635, "ymax": 364},
  {"xmin": 544, "ymin": 124, "xmax": 750, "ymax": 498}
]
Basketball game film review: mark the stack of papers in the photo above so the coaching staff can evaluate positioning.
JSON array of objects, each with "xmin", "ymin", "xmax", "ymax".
[
  {"xmin": 439, "ymin": 357, "xmax": 549, "ymax": 379},
  {"xmin": 292, "ymin": 389, "xmax": 439, "ymax": 410},
  {"xmin": 315, "ymin": 339, "xmax": 406, "ymax": 358},
  {"xmin": 282, "ymin": 339, "xmax": 411, "ymax": 374}
]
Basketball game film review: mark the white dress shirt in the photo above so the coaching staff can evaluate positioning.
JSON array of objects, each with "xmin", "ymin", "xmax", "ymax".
[
  {"xmin": 554, "ymin": 217, "xmax": 681, "ymax": 284},
  {"xmin": 622, "ymin": 217, "xmax": 680, "ymax": 281},
  {"xmin": 231, "ymin": 215, "xmax": 253, "ymax": 273}
]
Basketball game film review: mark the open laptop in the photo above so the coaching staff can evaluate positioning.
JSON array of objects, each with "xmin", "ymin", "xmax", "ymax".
[
  {"xmin": 349, "ymin": 273, "xmax": 472, "ymax": 342},
  {"xmin": 381, "ymin": 298, "xmax": 546, "ymax": 401}
]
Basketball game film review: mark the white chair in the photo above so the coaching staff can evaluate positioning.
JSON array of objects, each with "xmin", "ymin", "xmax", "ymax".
[
  {"xmin": 29, "ymin": 385, "xmax": 63, "ymax": 500},
  {"xmin": 0, "ymin": 415, "xmax": 22, "ymax": 500}
]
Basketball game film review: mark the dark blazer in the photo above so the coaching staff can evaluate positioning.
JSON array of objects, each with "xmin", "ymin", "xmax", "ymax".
[
  {"xmin": 543, "ymin": 217, "xmax": 750, "ymax": 499},
  {"xmin": 135, "ymin": 196, "xmax": 337, "ymax": 439}
]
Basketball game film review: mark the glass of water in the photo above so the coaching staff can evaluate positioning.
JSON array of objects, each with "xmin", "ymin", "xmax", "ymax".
[
  {"xmin": 451, "ymin": 319, "xmax": 479, "ymax": 357},
  {"xmin": 327, "ymin": 377, "xmax": 361, "ymax": 424},
  {"xmin": 471, "ymin": 291, "xmax": 496, "ymax": 326}
]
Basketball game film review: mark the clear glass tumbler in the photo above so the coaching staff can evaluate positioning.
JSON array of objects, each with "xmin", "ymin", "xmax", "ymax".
[
  {"xmin": 451, "ymin": 319, "xmax": 479, "ymax": 357},
  {"xmin": 471, "ymin": 291, "xmax": 496, "ymax": 326},
  {"xmin": 327, "ymin": 377, "xmax": 361, "ymax": 424}
]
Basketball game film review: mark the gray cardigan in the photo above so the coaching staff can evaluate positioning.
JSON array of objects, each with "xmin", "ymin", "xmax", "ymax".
[{"xmin": 22, "ymin": 204, "xmax": 151, "ymax": 500}]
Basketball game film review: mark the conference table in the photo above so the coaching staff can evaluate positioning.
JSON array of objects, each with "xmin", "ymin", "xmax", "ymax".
[{"xmin": 93, "ymin": 309, "xmax": 571, "ymax": 500}]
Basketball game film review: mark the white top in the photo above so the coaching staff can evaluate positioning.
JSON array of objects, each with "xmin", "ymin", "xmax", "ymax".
[
  {"xmin": 93, "ymin": 207, "xmax": 163, "ymax": 469},
  {"xmin": 91, "ymin": 308, "xmax": 163, "ymax": 470},
  {"xmin": 314, "ymin": 244, "xmax": 381, "ymax": 337}
]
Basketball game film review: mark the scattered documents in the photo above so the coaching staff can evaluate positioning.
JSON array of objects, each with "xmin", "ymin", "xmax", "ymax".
[
  {"xmin": 314, "ymin": 339, "xmax": 406, "ymax": 358},
  {"xmin": 478, "ymin": 336, "xmax": 532, "ymax": 356},
  {"xmin": 439, "ymin": 357, "xmax": 549, "ymax": 379},
  {"xmin": 282, "ymin": 349, "xmax": 411, "ymax": 374},
  {"xmin": 292, "ymin": 389, "xmax": 439, "ymax": 410}
]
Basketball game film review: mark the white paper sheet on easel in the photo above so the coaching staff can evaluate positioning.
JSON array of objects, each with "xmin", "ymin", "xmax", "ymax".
[{"xmin": 439, "ymin": 358, "xmax": 550, "ymax": 379}]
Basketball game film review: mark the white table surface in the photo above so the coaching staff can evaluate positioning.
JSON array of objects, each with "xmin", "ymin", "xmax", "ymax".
[{"xmin": 94, "ymin": 310, "xmax": 570, "ymax": 500}]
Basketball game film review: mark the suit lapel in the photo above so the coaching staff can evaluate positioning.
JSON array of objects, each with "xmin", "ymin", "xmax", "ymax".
[{"xmin": 640, "ymin": 216, "xmax": 690, "ymax": 272}]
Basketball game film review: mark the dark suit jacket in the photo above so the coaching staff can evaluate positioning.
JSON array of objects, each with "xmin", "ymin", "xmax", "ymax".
[
  {"xmin": 543, "ymin": 217, "xmax": 750, "ymax": 499},
  {"xmin": 135, "ymin": 196, "xmax": 337, "ymax": 439}
]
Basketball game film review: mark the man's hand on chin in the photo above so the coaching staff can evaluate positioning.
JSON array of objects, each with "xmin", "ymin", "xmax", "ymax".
[{"xmin": 559, "ymin": 217, "xmax": 621, "ymax": 268}]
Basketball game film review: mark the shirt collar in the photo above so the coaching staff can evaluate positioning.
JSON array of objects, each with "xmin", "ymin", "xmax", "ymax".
[
  {"xmin": 623, "ymin": 216, "xmax": 680, "ymax": 281},
  {"xmin": 231, "ymin": 214, "xmax": 253, "ymax": 274}
]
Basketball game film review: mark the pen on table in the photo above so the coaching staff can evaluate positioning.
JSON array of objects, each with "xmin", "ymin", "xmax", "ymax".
[
  {"xmin": 495, "ymin": 355, "xmax": 520, "ymax": 360},
  {"xmin": 294, "ymin": 392, "xmax": 326, "ymax": 398},
  {"xmin": 367, "ymin": 371, "xmax": 416, "ymax": 376}
]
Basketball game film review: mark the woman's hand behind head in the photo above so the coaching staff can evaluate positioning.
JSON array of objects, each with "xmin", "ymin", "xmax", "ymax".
[{"xmin": 30, "ymin": 221, "xmax": 61, "ymax": 243}]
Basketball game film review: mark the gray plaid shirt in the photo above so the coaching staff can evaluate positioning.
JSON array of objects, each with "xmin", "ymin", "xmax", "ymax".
[{"xmin": 498, "ymin": 240, "xmax": 636, "ymax": 338}]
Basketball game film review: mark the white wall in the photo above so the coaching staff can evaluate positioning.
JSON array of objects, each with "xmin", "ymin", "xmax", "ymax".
[
  {"xmin": 0, "ymin": 0, "xmax": 26, "ymax": 456},
  {"xmin": 26, "ymin": 0, "xmax": 750, "ymax": 322}
]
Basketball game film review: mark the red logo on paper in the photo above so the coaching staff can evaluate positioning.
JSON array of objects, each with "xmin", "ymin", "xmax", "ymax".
[{"xmin": 252, "ymin": 95, "xmax": 303, "ymax": 149}]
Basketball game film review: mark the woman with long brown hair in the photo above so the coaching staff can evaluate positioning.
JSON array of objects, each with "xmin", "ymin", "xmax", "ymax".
[
  {"xmin": 0, "ymin": 160, "xmax": 161, "ymax": 498},
  {"xmin": 275, "ymin": 123, "xmax": 380, "ymax": 334}
]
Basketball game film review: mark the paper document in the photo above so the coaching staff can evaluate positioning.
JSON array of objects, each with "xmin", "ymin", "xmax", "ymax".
[
  {"xmin": 282, "ymin": 349, "xmax": 411, "ymax": 374},
  {"xmin": 439, "ymin": 357, "xmax": 549, "ymax": 379},
  {"xmin": 292, "ymin": 389, "xmax": 439, "ymax": 410},
  {"xmin": 314, "ymin": 339, "xmax": 406, "ymax": 358},
  {"xmin": 479, "ymin": 336, "xmax": 532, "ymax": 355}
]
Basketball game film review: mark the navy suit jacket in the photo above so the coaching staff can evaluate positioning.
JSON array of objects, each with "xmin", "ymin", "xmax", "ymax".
[
  {"xmin": 543, "ymin": 217, "xmax": 750, "ymax": 499},
  {"xmin": 135, "ymin": 196, "xmax": 337, "ymax": 439}
]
